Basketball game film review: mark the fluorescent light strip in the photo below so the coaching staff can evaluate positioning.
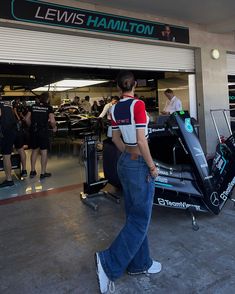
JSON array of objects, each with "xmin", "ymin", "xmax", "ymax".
[{"xmin": 33, "ymin": 79, "xmax": 108, "ymax": 92}]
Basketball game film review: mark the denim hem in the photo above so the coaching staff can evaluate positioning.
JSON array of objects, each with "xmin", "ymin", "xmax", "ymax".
[
  {"xmin": 127, "ymin": 259, "xmax": 153, "ymax": 274},
  {"xmin": 98, "ymin": 251, "xmax": 115, "ymax": 282}
]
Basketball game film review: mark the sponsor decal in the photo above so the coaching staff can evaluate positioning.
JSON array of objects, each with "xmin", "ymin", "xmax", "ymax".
[
  {"xmin": 148, "ymin": 127, "xmax": 165, "ymax": 134},
  {"xmin": 193, "ymin": 146, "xmax": 208, "ymax": 169},
  {"xmin": 157, "ymin": 198, "xmax": 201, "ymax": 211},
  {"xmin": 220, "ymin": 176, "xmax": 235, "ymax": 201},
  {"xmin": 155, "ymin": 182, "xmax": 173, "ymax": 188},
  {"xmin": 213, "ymin": 152, "xmax": 227, "ymax": 174},
  {"xmin": 157, "ymin": 176, "xmax": 168, "ymax": 183},
  {"xmin": 157, "ymin": 169, "xmax": 170, "ymax": 176},
  {"xmin": 204, "ymin": 175, "xmax": 213, "ymax": 180},
  {"xmin": 184, "ymin": 118, "xmax": 193, "ymax": 133},
  {"xmin": 193, "ymin": 147, "xmax": 204, "ymax": 157}
]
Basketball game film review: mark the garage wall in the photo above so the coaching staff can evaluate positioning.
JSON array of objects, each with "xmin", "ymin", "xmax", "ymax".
[{"xmin": 227, "ymin": 53, "xmax": 235, "ymax": 75}]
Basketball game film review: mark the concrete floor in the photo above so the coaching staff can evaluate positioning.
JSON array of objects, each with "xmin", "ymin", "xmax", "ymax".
[
  {"xmin": 0, "ymin": 144, "xmax": 104, "ymax": 201},
  {"xmin": 0, "ymin": 183, "xmax": 235, "ymax": 294}
]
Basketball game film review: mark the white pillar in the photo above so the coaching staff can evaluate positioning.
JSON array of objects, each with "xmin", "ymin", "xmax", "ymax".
[{"xmin": 188, "ymin": 74, "xmax": 197, "ymax": 119}]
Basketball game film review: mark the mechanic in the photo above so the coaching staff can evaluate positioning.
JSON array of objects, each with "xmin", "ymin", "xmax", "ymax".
[
  {"xmin": 25, "ymin": 92, "xmax": 57, "ymax": 179},
  {"xmin": 0, "ymin": 96, "xmax": 27, "ymax": 187},
  {"xmin": 12, "ymin": 97, "xmax": 27, "ymax": 177}
]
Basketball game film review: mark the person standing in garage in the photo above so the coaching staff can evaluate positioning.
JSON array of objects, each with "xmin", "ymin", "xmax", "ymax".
[
  {"xmin": 12, "ymin": 97, "xmax": 27, "ymax": 177},
  {"xmin": 25, "ymin": 93, "xmax": 57, "ymax": 179},
  {"xmin": 0, "ymin": 96, "xmax": 27, "ymax": 187},
  {"xmin": 0, "ymin": 96, "xmax": 17, "ymax": 187},
  {"xmin": 98, "ymin": 96, "xmax": 119, "ymax": 138},
  {"xmin": 95, "ymin": 71, "xmax": 161, "ymax": 293},
  {"xmin": 161, "ymin": 88, "xmax": 182, "ymax": 115},
  {"xmin": 81, "ymin": 95, "xmax": 92, "ymax": 113}
]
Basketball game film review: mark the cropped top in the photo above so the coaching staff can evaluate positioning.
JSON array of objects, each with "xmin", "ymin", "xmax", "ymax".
[{"xmin": 110, "ymin": 96, "xmax": 149, "ymax": 146}]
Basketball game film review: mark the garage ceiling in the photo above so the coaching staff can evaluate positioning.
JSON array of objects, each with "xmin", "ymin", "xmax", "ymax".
[
  {"xmin": 0, "ymin": 63, "xmax": 233, "ymax": 96},
  {"xmin": 0, "ymin": 63, "xmax": 165, "ymax": 95},
  {"xmin": 78, "ymin": 0, "xmax": 235, "ymax": 33}
]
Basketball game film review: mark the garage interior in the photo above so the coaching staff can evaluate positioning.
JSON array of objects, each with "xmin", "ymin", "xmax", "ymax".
[
  {"xmin": 0, "ymin": 62, "xmax": 233, "ymax": 201},
  {"xmin": 0, "ymin": 62, "xmax": 194, "ymax": 200}
]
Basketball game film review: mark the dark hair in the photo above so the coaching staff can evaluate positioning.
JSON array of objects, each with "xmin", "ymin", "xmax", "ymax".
[
  {"xmin": 117, "ymin": 71, "xmax": 135, "ymax": 92},
  {"xmin": 40, "ymin": 92, "xmax": 49, "ymax": 104},
  {"xmin": 112, "ymin": 96, "xmax": 120, "ymax": 102},
  {"xmin": 164, "ymin": 88, "xmax": 173, "ymax": 94},
  {"xmin": 85, "ymin": 95, "xmax": 90, "ymax": 101}
]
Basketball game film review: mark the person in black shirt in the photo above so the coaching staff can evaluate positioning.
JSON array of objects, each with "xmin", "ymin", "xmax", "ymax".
[
  {"xmin": 21, "ymin": 98, "xmax": 30, "ymax": 146},
  {"xmin": 0, "ymin": 98, "xmax": 16, "ymax": 187},
  {"xmin": 12, "ymin": 97, "xmax": 27, "ymax": 177},
  {"xmin": 12, "ymin": 97, "xmax": 21, "ymax": 121},
  {"xmin": 91, "ymin": 100, "xmax": 99, "ymax": 117},
  {"xmin": 25, "ymin": 93, "xmax": 57, "ymax": 179},
  {"xmin": 0, "ymin": 96, "xmax": 27, "ymax": 187}
]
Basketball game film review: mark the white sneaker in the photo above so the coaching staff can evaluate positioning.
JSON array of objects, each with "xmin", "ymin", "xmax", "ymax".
[
  {"xmin": 127, "ymin": 260, "xmax": 162, "ymax": 275},
  {"xmin": 95, "ymin": 252, "xmax": 115, "ymax": 293},
  {"xmin": 147, "ymin": 260, "xmax": 162, "ymax": 274}
]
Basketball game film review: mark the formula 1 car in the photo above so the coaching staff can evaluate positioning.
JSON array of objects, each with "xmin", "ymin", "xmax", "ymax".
[
  {"xmin": 53, "ymin": 108, "xmax": 100, "ymax": 139},
  {"xmin": 103, "ymin": 110, "xmax": 235, "ymax": 230}
]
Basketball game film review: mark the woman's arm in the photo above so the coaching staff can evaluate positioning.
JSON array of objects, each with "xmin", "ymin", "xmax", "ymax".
[
  {"xmin": 99, "ymin": 103, "xmax": 110, "ymax": 118},
  {"xmin": 112, "ymin": 130, "xmax": 125, "ymax": 153},
  {"xmin": 137, "ymin": 129, "xmax": 158, "ymax": 178}
]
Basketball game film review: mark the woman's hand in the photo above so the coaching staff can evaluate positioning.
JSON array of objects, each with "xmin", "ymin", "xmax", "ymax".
[{"xmin": 149, "ymin": 165, "xmax": 158, "ymax": 179}]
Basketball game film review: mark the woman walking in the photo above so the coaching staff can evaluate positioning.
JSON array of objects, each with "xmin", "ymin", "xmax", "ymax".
[{"xmin": 95, "ymin": 71, "xmax": 161, "ymax": 293}]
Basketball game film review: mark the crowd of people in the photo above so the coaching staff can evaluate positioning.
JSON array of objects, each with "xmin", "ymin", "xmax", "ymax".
[
  {"xmin": 0, "ymin": 92, "xmax": 57, "ymax": 187},
  {"xmin": 0, "ymin": 93, "xmax": 121, "ymax": 188},
  {"xmin": 69, "ymin": 95, "xmax": 120, "ymax": 118},
  {"xmin": 0, "ymin": 88, "xmax": 181, "ymax": 189}
]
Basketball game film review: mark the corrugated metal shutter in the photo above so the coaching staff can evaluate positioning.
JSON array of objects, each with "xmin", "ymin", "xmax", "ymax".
[
  {"xmin": 227, "ymin": 53, "xmax": 235, "ymax": 75},
  {"xmin": 0, "ymin": 26, "xmax": 194, "ymax": 72}
]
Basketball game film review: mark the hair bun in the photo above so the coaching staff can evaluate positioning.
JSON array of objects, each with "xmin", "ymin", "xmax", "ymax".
[{"xmin": 117, "ymin": 71, "xmax": 135, "ymax": 92}]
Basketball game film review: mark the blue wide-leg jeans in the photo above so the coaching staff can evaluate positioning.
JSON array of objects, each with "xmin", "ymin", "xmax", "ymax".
[{"xmin": 99, "ymin": 152, "xmax": 155, "ymax": 281}]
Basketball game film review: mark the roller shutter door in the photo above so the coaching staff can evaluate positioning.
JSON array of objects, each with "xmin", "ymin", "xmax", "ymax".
[{"xmin": 0, "ymin": 26, "xmax": 194, "ymax": 72}]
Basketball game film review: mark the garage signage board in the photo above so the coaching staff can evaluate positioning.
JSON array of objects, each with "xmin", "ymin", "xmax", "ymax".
[{"xmin": 0, "ymin": 0, "xmax": 190, "ymax": 44}]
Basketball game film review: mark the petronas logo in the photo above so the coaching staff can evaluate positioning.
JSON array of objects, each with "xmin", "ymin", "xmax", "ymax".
[{"xmin": 185, "ymin": 118, "xmax": 193, "ymax": 133}]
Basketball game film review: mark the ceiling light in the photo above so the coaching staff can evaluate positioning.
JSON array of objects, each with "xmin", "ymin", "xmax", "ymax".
[{"xmin": 33, "ymin": 79, "xmax": 108, "ymax": 92}]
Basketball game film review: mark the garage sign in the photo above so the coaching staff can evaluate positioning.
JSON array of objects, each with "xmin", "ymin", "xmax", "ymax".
[{"xmin": 0, "ymin": 0, "xmax": 190, "ymax": 44}]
